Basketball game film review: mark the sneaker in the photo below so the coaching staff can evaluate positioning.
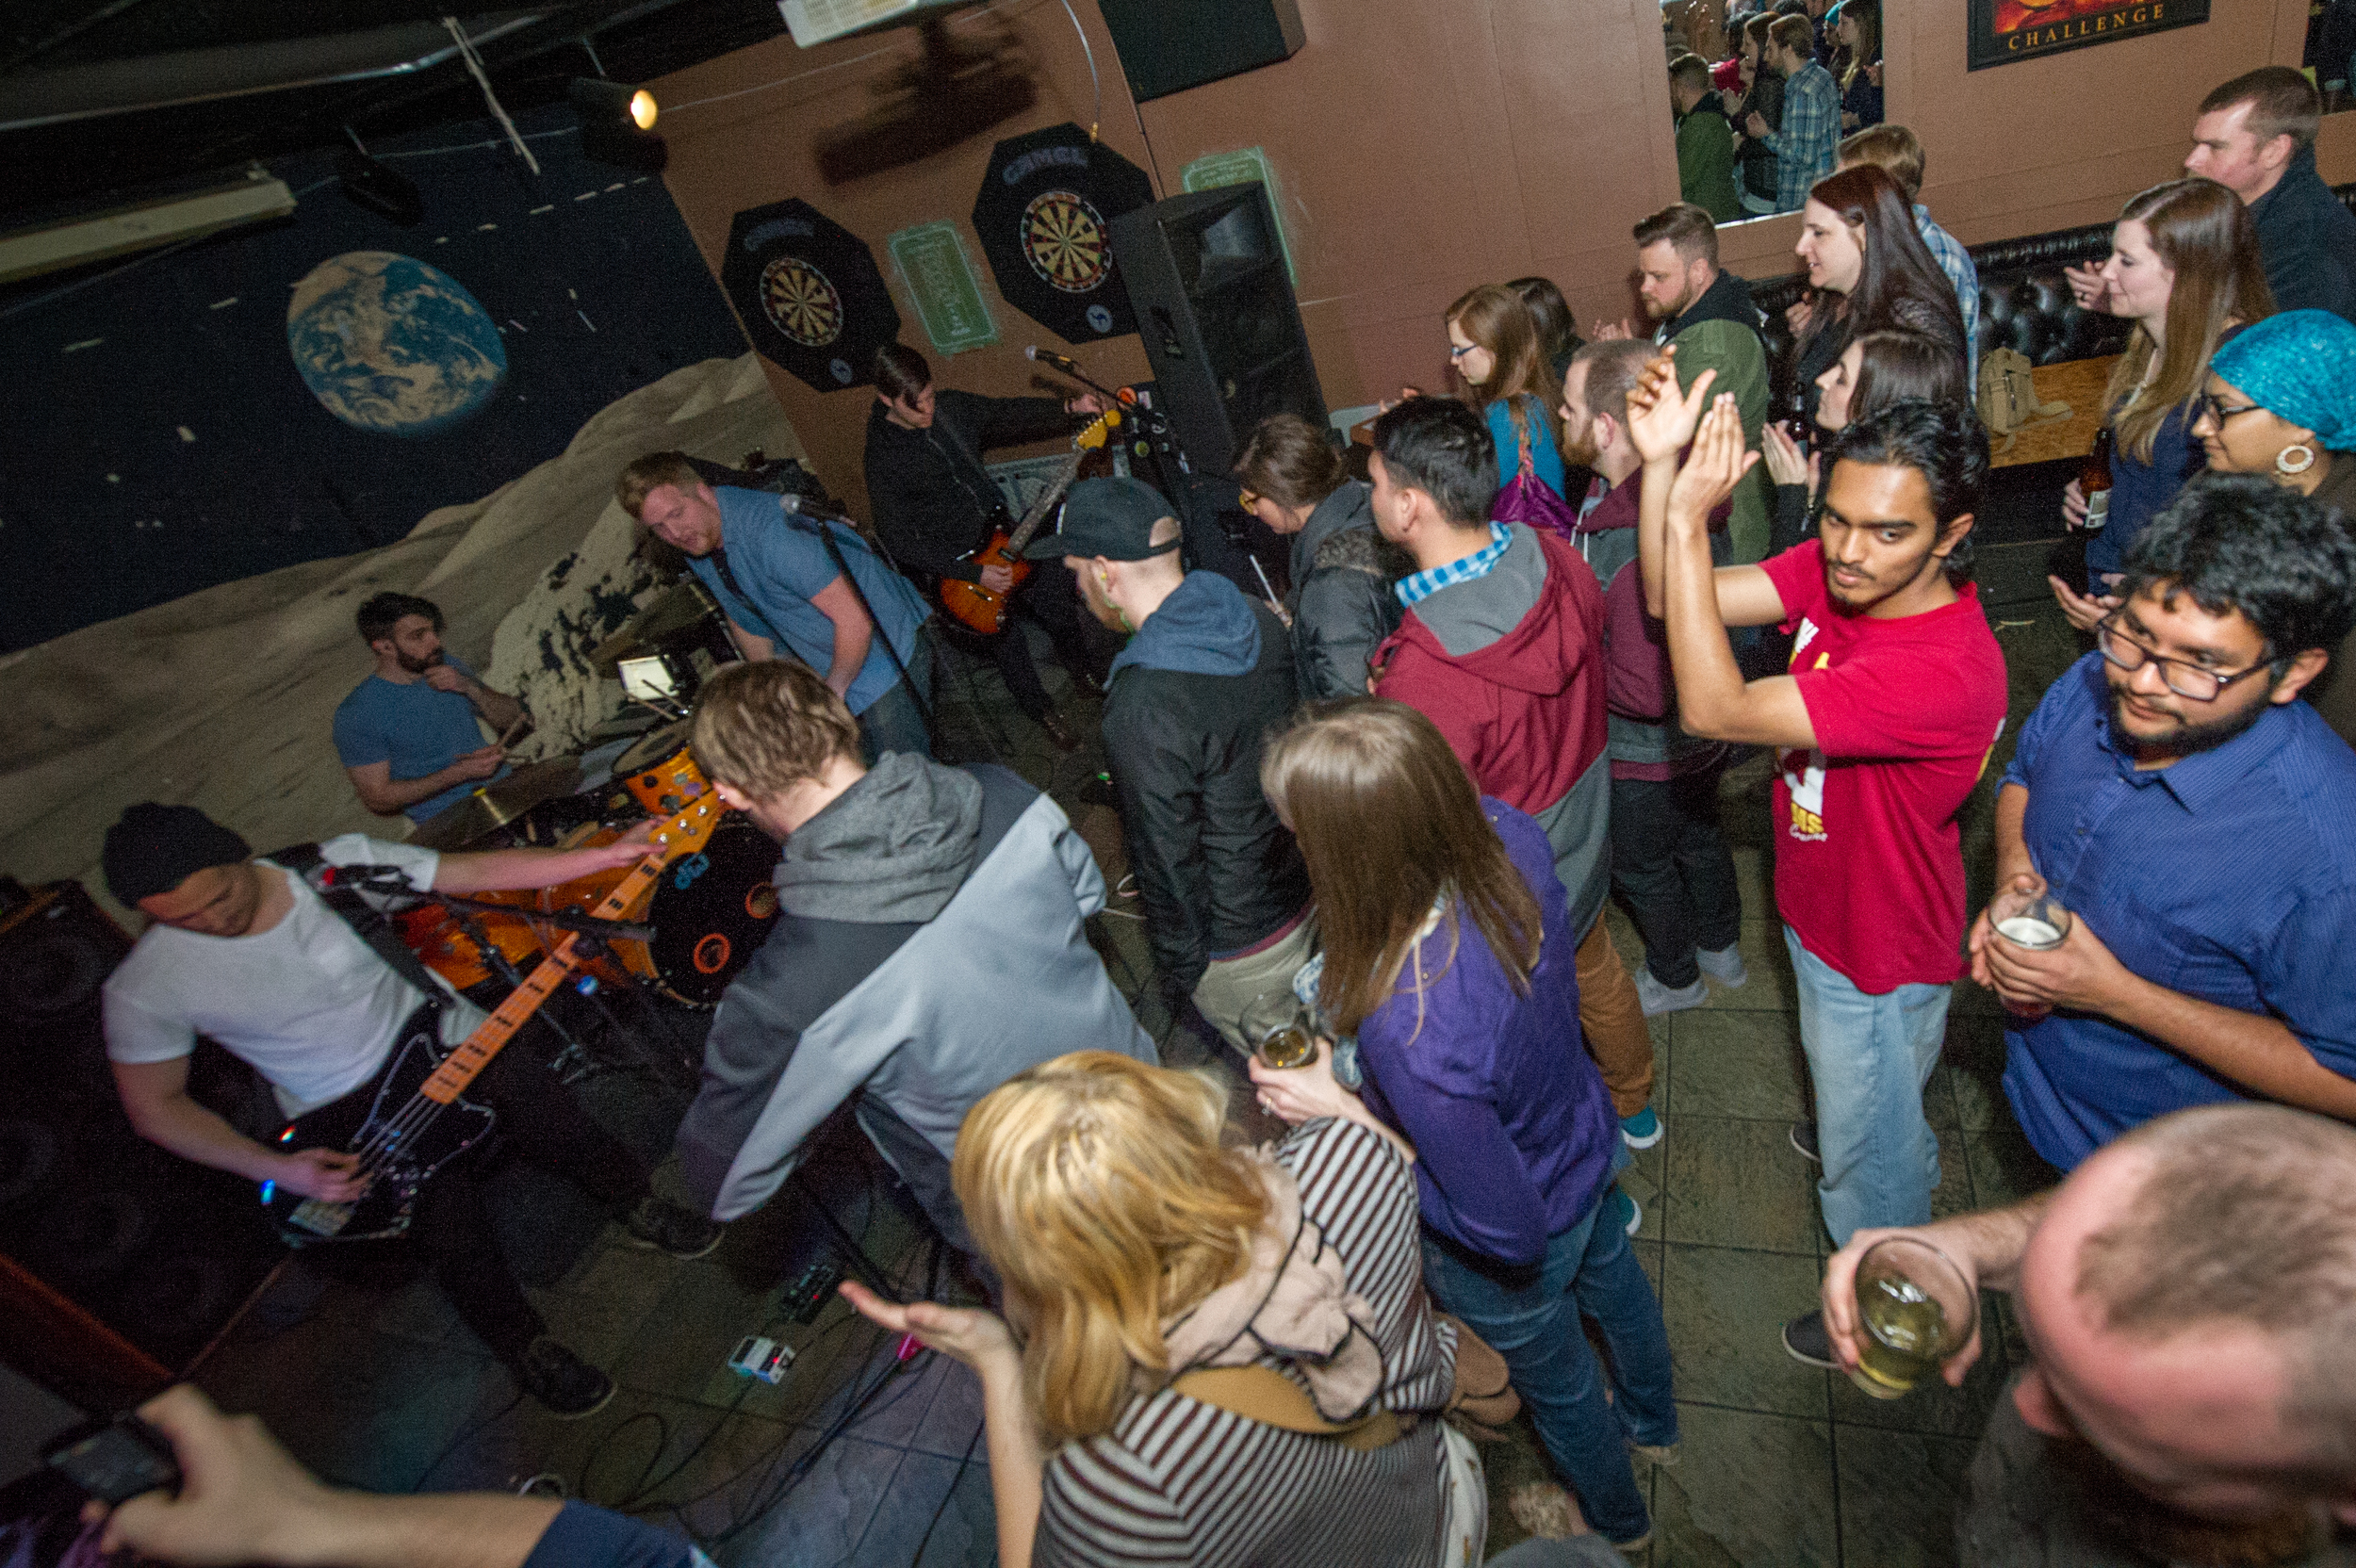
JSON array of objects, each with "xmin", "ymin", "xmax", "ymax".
[
  {"xmin": 1631, "ymin": 966, "xmax": 1708, "ymax": 1017},
  {"xmin": 626, "ymin": 1196, "xmax": 724, "ymax": 1260},
  {"xmin": 1696, "ymin": 942, "xmax": 1749, "ymax": 988},
  {"xmin": 1790, "ymin": 1119, "xmax": 1821, "ymax": 1165},
  {"xmin": 1504, "ymin": 1480, "xmax": 1585, "ymax": 1539},
  {"xmin": 1630, "ymin": 1440, "xmax": 1680, "ymax": 1468},
  {"xmin": 1609, "ymin": 1528, "xmax": 1654, "ymax": 1555},
  {"xmin": 1620, "ymin": 1105, "xmax": 1664, "ymax": 1151},
  {"xmin": 1613, "ymin": 1185, "xmax": 1643, "ymax": 1236},
  {"xmin": 516, "ymin": 1338, "xmax": 615, "ymax": 1418},
  {"xmin": 1781, "ymin": 1309, "xmax": 1840, "ymax": 1369}
]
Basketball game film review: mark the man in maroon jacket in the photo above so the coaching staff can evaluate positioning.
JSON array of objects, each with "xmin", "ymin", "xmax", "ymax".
[{"xmin": 1368, "ymin": 397, "xmax": 1661, "ymax": 1162}]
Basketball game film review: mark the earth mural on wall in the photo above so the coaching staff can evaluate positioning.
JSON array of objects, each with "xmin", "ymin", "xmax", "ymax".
[{"xmin": 286, "ymin": 253, "xmax": 507, "ymax": 434}]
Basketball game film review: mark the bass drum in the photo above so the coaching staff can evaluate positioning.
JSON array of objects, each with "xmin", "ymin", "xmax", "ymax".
[{"xmin": 536, "ymin": 818, "xmax": 782, "ymax": 1007}]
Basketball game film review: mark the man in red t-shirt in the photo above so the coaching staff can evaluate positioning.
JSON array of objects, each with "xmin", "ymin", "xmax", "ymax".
[{"xmin": 1628, "ymin": 366, "xmax": 2007, "ymax": 1364}]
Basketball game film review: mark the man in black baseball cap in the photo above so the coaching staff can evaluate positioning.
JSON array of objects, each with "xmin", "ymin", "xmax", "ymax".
[{"xmin": 1026, "ymin": 478, "xmax": 1314, "ymax": 1055}]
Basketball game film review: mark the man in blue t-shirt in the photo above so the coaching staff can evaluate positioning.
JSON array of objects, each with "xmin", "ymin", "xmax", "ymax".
[
  {"xmin": 332, "ymin": 592, "xmax": 527, "ymax": 824},
  {"xmin": 1975, "ymin": 477, "xmax": 2356, "ymax": 1171},
  {"xmin": 617, "ymin": 453, "xmax": 937, "ymax": 760}
]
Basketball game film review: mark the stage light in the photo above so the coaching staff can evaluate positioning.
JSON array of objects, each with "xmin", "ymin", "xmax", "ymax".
[
  {"xmin": 335, "ymin": 147, "xmax": 424, "ymax": 227},
  {"xmin": 569, "ymin": 77, "xmax": 658, "ymax": 131}
]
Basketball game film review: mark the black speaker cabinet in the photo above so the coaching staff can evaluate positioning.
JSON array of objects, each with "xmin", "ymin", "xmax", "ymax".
[
  {"xmin": 1109, "ymin": 183, "xmax": 1326, "ymax": 482},
  {"xmin": 0, "ymin": 882, "xmax": 283, "ymax": 1373},
  {"xmin": 1095, "ymin": 0, "xmax": 1304, "ymax": 102}
]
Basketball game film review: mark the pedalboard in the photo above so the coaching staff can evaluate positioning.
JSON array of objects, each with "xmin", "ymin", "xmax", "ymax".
[
  {"xmin": 785, "ymin": 1259, "xmax": 844, "ymax": 1324},
  {"xmin": 728, "ymin": 1336, "xmax": 794, "ymax": 1384}
]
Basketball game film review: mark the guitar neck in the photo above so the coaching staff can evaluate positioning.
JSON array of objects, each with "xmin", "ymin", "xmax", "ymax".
[
  {"xmin": 1001, "ymin": 449, "xmax": 1088, "ymax": 559},
  {"xmin": 416, "ymin": 806, "xmax": 713, "ymax": 1102}
]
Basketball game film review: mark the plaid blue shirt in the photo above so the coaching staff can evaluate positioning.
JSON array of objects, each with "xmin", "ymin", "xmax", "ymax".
[
  {"xmin": 1765, "ymin": 61, "xmax": 1840, "ymax": 212},
  {"xmin": 1396, "ymin": 522, "xmax": 1511, "ymax": 609},
  {"xmin": 1916, "ymin": 204, "xmax": 1981, "ymax": 381}
]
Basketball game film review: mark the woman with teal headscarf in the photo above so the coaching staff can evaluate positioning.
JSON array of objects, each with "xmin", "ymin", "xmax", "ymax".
[{"xmin": 2192, "ymin": 308, "xmax": 2356, "ymax": 745}]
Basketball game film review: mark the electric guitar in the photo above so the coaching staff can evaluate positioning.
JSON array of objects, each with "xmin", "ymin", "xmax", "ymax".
[
  {"xmin": 260, "ymin": 794, "xmax": 724, "ymax": 1245},
  {"xmin": 938, "ymin": 409, "xmax": 1120, "ymax": 635}
]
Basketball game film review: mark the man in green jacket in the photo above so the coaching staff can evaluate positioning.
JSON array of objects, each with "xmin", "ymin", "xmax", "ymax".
[
  {"xmin": 1599, "ymin": 202, "xmax": 1774, "ymax": 561},
  {"xmin": 1671, "ymin": 54, "xmax": 1743, "ymax": 224}
]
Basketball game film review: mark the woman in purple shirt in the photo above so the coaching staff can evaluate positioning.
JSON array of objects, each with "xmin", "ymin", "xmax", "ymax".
[{"xmin": 1251, "ymin": 698, "xmax": 1677, "ymax": 1552}]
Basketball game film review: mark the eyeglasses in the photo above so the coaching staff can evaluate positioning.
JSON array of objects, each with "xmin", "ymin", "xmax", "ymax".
[
  {"xmin": 2095, "ymin": 610, "xmax": 2273, "ymax": 702},
  {"xmin": 1448, "ymin": 343, "xmax": 1478, "ymax": 359},
  {"xmin": 2191, "ymin": 391, "xmax": 2266, "ymax": 428},
  {"xmin": 1236, "ymin": 488, "xmax": 1262, "ymax": 512}
]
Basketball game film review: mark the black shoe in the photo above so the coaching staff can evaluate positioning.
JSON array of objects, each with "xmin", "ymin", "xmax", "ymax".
[
  {"xmin": 1782, "ymin": 1309, "xmax": 1840, "ymax": 1369},
  {"xmin": 516, "ymin": 1337, "xmax": 614, "ymax": 1418},
  {"xmin": 1791, "ymin": 1119, "xmax": 1821, "ymax": 1165},
  {"xmin": 626, "ymin": 1196, "xmax": 723, "ymax": 1260},
  {"xmin": 1079, "ymin": 771, "xmax": 1117, "ymax": 808},
  {"xmin": 1039, "ymin": 710, "xmax": 1081, "ymax": 752}
]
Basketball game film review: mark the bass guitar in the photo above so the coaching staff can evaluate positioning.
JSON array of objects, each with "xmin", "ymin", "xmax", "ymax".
[
  {"xmin": 938, "ymin": 409, "xmax": 1119, "ymax": 635},
  {"xmin": 260, "ymin": 793, "xmax": 724, "ymax": 1245}
]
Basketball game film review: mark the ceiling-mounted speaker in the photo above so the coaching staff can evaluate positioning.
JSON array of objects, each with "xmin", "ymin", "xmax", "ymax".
[
  {"xmin": 334, "ymin": 148, "xmax": 423, "ymax": 227},
  {"xmin": 1093, "ymin": 0, "xmax": 1305, "ymax": 102}
]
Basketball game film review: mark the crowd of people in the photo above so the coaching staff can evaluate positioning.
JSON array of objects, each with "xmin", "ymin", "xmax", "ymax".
[
  {"xmin": 80, "ymin": 58, "xmax": 2356, "ymax": 1568},
  {"xmin": 1666, "ymin": 0, "xmax": 1883, "ymax": 223}
]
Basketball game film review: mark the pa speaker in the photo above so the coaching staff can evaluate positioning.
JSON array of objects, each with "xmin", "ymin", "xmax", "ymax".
[
  {"xmin": 1109, "ymin": 183, "xmax": 1326, "ymax": 482},
  {"xmin": 1095, "ymin": 0, "xmax": 1304, "ymax": 102}
]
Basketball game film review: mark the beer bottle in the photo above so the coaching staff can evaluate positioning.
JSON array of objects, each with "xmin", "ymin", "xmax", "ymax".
[
  {"xmin": 1782, "ymin": 379, "xmax": 1813, "ymax": 450},
  {"xmin": 2078, "ymin": 426, "xmax": 2114, "ymax": 533}
]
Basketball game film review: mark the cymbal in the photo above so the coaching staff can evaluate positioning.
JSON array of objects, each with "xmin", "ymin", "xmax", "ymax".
[
  {"xmin": 406, "ymin": 755, "xmax": 584, "ymax": 851},
  {"xmin": 589, "ymin": 580, "xmax": 722, "ymax": 677}
]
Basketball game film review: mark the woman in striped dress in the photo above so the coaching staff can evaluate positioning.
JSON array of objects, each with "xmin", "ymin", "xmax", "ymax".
[{"xmin": 843, "ymin": 1051, "xmax": 1462, "ymax": 1568}]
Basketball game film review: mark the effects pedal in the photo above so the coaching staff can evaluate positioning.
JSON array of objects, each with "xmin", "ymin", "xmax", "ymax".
[
  {"xmin": 728, "ymin": 1336, "xmax": 794, "ymax": 1384},
  {"xmin": 786, "ymin": 1259, "xmax": 844, "ymax": 1324}
]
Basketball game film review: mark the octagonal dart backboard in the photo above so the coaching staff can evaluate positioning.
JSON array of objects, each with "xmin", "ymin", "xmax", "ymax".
[
  {"xmin": 972, "ymin": 124, "xmax": 1153, "ymax": 343},
  {"xmin": 722, "ymin": 198, "xmax": 901, "ymax": 391}
]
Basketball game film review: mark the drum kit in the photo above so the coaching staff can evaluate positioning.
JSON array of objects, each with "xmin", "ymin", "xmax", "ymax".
[{"xmin": 395, "ymin": 585, "xmax": 780, "ymax": 1013}]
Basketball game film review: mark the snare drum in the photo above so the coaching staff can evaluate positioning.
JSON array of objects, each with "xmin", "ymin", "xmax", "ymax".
[
  {"xmin": 534, "ymin": 818, "xmax": 782, "ymax": 1007},
  {"xmin": 612, "ymin": 721, "xmax": 711, "ymax": 818}
]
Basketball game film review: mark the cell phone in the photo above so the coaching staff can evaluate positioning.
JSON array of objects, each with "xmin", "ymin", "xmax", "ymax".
[{"xmin": 41, "ymin": 1413, "xmax": 181, "ymax": 1505}]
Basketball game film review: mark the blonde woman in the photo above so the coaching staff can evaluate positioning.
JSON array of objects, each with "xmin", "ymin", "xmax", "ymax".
[
  {"xmin": 843, "ymin": 1051, "xmax": 1462, "ymax": 1568},
  {"xmin": 2053, "ymin": 177, "xmax": 2274, "ymax": 628}
]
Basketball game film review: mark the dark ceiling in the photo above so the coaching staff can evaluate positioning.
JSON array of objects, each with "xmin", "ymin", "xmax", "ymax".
[{"xmin": 0, "ymin": 0, "xmax": 794, "ymax": 221}]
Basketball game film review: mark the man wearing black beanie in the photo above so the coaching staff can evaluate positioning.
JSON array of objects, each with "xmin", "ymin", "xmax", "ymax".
[{"xmin": 99, "ymin": 803, "xmax": 720, "ymax": 1418}]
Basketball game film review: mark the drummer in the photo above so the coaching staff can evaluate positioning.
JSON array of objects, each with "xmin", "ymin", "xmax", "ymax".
[{"xmin": 334, "ymin": 593, "xmax": 528, "ymax": 826}]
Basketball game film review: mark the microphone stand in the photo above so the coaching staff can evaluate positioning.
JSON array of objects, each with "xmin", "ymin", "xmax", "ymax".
[{"xmin": 777, "ymin": 498, "xmax": 936, "ymax": 735}]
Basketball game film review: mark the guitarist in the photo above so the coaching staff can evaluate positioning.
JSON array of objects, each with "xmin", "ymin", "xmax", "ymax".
[
  {"xmin": 97, "ymin": 803, "xmax": 721, "ymax": 1418},
  {"xmin": 862, "ymin": 343, "xmax": 1120, "ymax": 753}
]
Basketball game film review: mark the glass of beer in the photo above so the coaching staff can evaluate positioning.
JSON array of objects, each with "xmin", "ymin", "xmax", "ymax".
[
  {"xmin": 1988, "ymin": 884, "xmax": 2071, "ymax": 951},
  {"xmin": 1242, "ymin": 991, "xmax": 1317, "ymax": 1071},
  {"xmin": 1850, "ymin": 1236, "xmax": 1978, "ymax": 1399}
]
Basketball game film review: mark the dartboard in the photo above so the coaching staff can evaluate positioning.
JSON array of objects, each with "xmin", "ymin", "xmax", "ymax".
[
  {"xmin": 761, "ymin": 255, "xmax": 843, "ymax": 348},
  {"xmin": 1023, "ymin": 190, "xmax": 1110, "ymax": 294}
]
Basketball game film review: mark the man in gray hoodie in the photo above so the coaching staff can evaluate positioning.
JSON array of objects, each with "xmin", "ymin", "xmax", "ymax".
[
  {"xmin": 670, "ymin": 660, "xmax": 1153, "ymax": 1256},
  {"xmin": 1032, "ymin": 477, "xmax": 1314, "ymax": 1054}
]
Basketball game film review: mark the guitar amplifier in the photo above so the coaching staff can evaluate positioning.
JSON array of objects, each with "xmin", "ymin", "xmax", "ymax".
[{"xmin": 0, "ymin": 879, "xmax": 284, "ymax": 1377}]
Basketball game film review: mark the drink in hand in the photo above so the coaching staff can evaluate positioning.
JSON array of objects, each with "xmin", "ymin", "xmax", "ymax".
[
  {"xmin": 1849, "ymin": 1236, "xmax": 1978, "ymax": 1400},
  {"xmin": 1995, "ymin": 913, "xmax": 2064, "ymax": 948}
]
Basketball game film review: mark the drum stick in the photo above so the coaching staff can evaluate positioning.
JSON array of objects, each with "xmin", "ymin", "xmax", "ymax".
[{"xmin": 494, "ymin": 713, "xmax": 531, "ymax": 749}]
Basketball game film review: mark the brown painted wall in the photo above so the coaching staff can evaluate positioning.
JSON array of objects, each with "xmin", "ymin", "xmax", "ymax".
[{"xmin": 654, "ymin": 0, "xmax": 2351, "ymax": 519}]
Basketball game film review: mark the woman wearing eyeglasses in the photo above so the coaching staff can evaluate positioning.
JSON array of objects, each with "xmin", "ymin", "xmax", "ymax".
[
  {"xmin": 2190, "ymin": 308, "xmax": 2356, "ymax": 744},
  {"xmin": 1447, "ymin": 284, "xmax": 1571, "ymax": 498},
  {"xmin": 2051, "ymin": 178, "xmax": 2274, "ymax": 633}
]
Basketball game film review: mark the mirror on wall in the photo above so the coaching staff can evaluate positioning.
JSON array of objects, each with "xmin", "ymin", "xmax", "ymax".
[{"xmin": 1659, "ymin": 0, "xmax": 1887, "ymax": 227}]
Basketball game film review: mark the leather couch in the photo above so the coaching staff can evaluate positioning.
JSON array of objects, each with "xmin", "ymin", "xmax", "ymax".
[{"xmin": 1747, "ymin": 182, "xmax": 2356, "ymax": 390}]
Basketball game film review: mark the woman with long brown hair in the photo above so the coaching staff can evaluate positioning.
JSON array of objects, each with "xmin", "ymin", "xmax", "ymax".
[
  {"xmin": 1787, "ymin": 163, "xmax": 1968, "ymax": 427},
  {"xmin": 1249, "ymin": 698, "xmax": 1675, "ymax": 1554},
  {"xmin": 1447, "ymin": 282, "xmax": 1571, "ymax": 498},
  {"xmin": 1761, "ymin": 327, "xmax": 1968, "ymax": 552},
  {"xmin": 2051, "ymin": 177, "xmax": 2274, "ymax": 629},
  {"xmin": 842, "ymin": 1050, "xmax": 1467, "ymax": 1568}
]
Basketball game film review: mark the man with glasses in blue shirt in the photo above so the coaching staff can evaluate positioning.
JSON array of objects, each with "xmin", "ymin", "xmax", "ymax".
[{"xmin": 1976, "ymin": 474, "xmax": 2356, "ymax": 1171}]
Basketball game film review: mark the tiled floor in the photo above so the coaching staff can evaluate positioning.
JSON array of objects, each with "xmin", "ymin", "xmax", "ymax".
[{"xmin": 190, "ymin": 603, "xmax": 2088, "ymax": 1566}]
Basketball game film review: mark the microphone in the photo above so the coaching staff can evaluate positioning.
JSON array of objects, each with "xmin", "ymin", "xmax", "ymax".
[
  {"xmin": 1025, "ymin": 345, "xmax": 1084, "ymax": 373},
  {"xmin": 310, "ymin": 864, "xmax": 419, "ymax": 892},
  {"xmin": 779, "ymin": 493, "xmax": 859, "ymax": 527}
]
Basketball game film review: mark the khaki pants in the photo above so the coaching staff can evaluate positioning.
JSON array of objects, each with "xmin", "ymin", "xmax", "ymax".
[
  {"xmin": 1190, "ymin": 912, "xmax": 1322, "ymax": 1056},
  {"xmin": 1577, "ymin": 920, "xmax": 1656, "ymax": 1119}
]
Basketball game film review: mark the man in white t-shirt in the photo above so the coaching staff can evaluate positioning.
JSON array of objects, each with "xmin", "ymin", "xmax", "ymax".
[{"xmin": 99, "ymin": 803, "xmax": 721, "ymax": 1418}]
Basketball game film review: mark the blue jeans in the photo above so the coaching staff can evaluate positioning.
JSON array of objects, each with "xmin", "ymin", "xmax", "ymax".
[
  {"xmin": 1418, "ymin": 1187, "xmax": 1676, "ymax": 1544},
  {"xmin": 1784, "ymin": 923, "xmax": 1950, "ymax": 1246},
  {"xmin": 855, "ymin": 623, "xmax": 936, "ymax": 761}
]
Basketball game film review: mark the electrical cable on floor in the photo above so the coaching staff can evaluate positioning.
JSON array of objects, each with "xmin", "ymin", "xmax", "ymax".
[
  {"xmin": 410, "ymin": 1392, "xmax": 524, "ymax": 1493},
  {"xmin": 908, "ymin": 1414, "xmax": 986, "ymax": 1567}
]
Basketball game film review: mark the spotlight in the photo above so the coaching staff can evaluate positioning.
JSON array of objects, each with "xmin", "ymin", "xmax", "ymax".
[
  {"xmin": 569, "ymin": 77, "xmax": 665, "ymax": 172},
  {"xmin": 335, "ymin": 147, "xmax": 424, "ymax": 227},
  {"xmin": 569, "ymin": 77, "xmax": 658, "ymax": 131}
]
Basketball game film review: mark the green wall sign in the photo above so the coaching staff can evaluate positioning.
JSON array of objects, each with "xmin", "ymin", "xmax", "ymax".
[
  {"xmin": 887, "ymin": 221, "xmax": 998, "ymax": 355},
  {"xmin": 1180, "ymin": 147, "xmax": 1295, "ymax": 286}
]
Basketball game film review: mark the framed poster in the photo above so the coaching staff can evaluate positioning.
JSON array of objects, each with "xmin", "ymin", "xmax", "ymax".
[
  {"xmin": 888, "ymin": 221, "xmax": 998, "ymax": 355},
  {"xmin": 1969, "ymin": 0, "xmax": 2209, "ymax": 71}
]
